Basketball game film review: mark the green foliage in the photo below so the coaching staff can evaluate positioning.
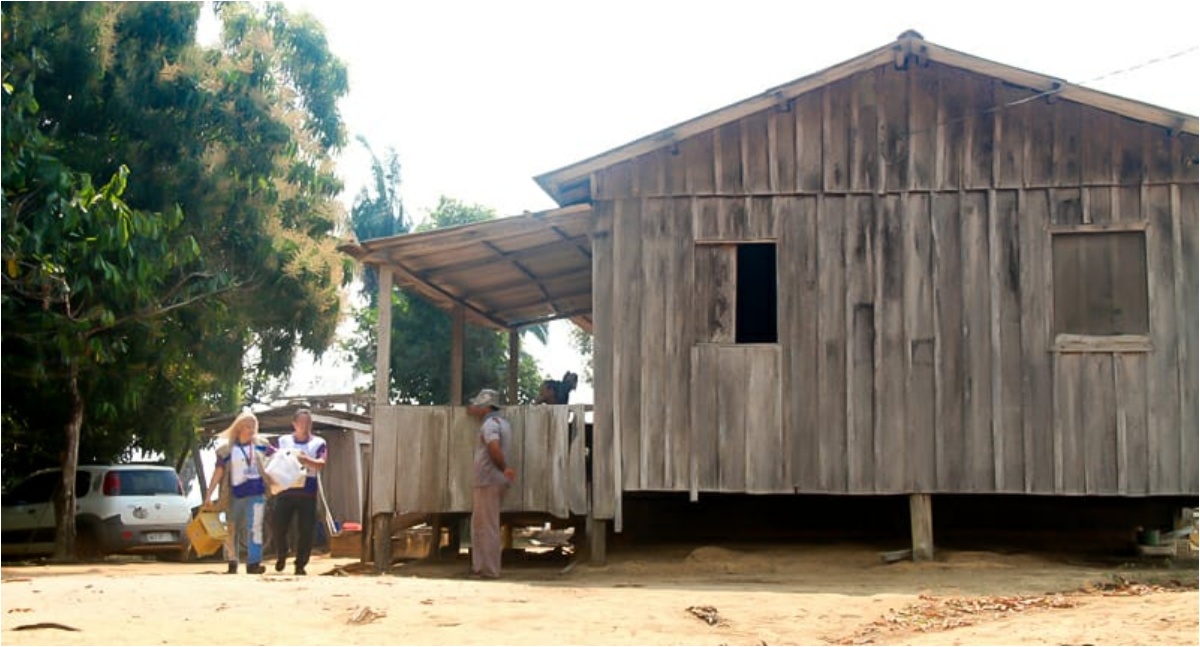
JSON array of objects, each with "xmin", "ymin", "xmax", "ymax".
[
  {"xmin": 347, "ymin": 187, "xmax": 543, "ymax": 404},
  {"xmin": 568, "ymin": 326, "xmax": 594, "ymax": 384},
  {"xmin": 1, "ymin": 2, "xmax": 349, "ymax": 487}
]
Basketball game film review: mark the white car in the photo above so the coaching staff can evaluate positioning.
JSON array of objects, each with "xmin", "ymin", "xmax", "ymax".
[{"xmin": 1, "ymin": 465, "xmax": 191, "ymax": 560}]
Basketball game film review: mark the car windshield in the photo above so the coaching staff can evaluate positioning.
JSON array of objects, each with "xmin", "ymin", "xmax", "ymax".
[{"xmin": 116, "ymin": 470, "xmax": 180, "ymax": 496}]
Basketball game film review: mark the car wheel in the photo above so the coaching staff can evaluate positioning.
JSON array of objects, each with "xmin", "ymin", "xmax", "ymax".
[{"xmin": 74, "ymin": 527, "xmax": 103, "ymax": 562}]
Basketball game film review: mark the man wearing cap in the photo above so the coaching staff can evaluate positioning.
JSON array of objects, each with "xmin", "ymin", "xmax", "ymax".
[{"xmin": 467, "ymin": 389, "xmax": 516, "ymax": 578}]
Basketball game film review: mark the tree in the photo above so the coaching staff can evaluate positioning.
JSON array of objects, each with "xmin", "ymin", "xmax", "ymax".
[
  {"xmin": 347, "ymin": 188, "xmax": 544, "ymax": 404},
  {"xmin": 2, "ymin": 2, "xmax": 350, "ymax": 557},
  {"xmin": 568, "ymin": 327, "xmax": 594, "ymax": 384}
]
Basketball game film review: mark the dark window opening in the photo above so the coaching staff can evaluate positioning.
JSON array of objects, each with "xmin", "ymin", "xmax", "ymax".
[
  {"xmin": 1052, "ymin": 232, "xmax": 1148, "ymax": 335},
  {"xmin": 735, "ymin": 243, "xmax": 778, "ymax": 343}
]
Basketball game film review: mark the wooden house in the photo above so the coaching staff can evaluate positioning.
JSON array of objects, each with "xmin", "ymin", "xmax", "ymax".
[{"xmin": 346, "ymin": 31, "xmax": 1198, "ymax": 564}]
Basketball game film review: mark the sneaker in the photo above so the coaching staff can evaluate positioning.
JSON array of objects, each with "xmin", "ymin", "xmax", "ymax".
[
  {"xmin": 294, "ymin": 565, "xmax": 307, "ymax": 576},
  {"xmin": 274, "ymin": 557, "xmax": 286, "ymax": 573},
  {"xmin": 246, "ymin": 563, "xmax": 266, "ymax": 575},
  {"xmin": 226, "ymin": 561, "xmax": 238, "ymax": 574}
]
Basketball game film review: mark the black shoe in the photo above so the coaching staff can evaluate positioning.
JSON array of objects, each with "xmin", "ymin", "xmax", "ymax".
[
  {"xmin": 226, "ymin": 561, "xmax": 238, "ymax": 574},
  {"xmin": 274, "ymin": 557, "xmax": 286, "ymax": 573},
  {"xmin": 246, "ymin": 563, "xmax": 266, "ymax": 575},
  {"xmin": 294, "ymin": 565, "xmax": 307, "ymax": 576}
]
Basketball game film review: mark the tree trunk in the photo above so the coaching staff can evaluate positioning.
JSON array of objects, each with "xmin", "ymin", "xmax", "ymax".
[{"xmin": 52, "ymin": 362, "xmax": 83, "ymax": 561}]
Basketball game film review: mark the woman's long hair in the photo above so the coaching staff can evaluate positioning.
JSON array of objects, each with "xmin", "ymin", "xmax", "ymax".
[{"xmin": 221, "ymin": 411, "xmax": 259, "ymax": 444}]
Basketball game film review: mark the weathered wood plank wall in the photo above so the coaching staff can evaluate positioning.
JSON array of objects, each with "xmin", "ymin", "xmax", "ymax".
[
  {"xmin": 369, "ymin": 405, "xmax": 590, "ymax": 517},
  {"xmin": 586, "ymin": 60, "xmax": 1199, "ymax": 503}
]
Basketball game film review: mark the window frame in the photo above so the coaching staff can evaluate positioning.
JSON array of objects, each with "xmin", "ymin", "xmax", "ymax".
[
  {"xmin": 694, "ymin": 238, "xmax": 780, "ymax": 347},
  {"xmin": 1048, "ymin": 222, "xmax": 1152, "ymax": 354}
]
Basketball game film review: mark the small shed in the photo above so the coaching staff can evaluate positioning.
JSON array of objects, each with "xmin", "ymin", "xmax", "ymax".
[{"xmin": 347, "ymin": 31, "xmax": 1198, "ymax": 563}]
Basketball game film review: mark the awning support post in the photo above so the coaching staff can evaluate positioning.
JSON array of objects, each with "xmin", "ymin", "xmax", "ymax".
[
  {"xmin": 450, "ymin": 305, "xmax": 465, "ymax": 405},
  {"xmin": 507, "ymin": 329, "xmax": 520, "ymax": 405}
]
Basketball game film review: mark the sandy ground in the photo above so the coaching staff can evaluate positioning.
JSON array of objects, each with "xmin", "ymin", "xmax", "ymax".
[{"xmin": 0, "ymin": 545, "xmax": 1196, "ymax": 646}]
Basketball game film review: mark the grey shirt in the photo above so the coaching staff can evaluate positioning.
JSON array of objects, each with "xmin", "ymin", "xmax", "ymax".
[{"xmin": 473, "ymin": 411, "xmax": 513, "ymax": 488}]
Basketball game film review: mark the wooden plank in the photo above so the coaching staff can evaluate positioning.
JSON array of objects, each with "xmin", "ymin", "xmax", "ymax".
[
  {"xmin": 635, "ymin": 148, "xmax": 668, "ymax": 197},
  {"xmin": 823, "ymin": 79, "xmax": 852, "ymax": 192},
  {"xmin": 501, "ymin": 407, "xmax": 527, "ymax": 512},
  {"xmin": 1145, "ymin": 185, "xmax": 1181, "ymax": 493},
  {"xmin": 1115, "ymin": 186, "xmax": 1142, "ymax": 224},
  {"xmin": 742, "ymin": 111, "xmax": 771, "ymax": 194},
  {"xmin": 745, "ymin": 347, "xmax": 784, "ymax": 493},
  {"xmin": 1053, "ymin": 356, "xmax": 1084, "ymax": 493},
  {"xmin": 991, "ymin": 190, "xmax": 1024, "ymax": 491},
  {"xmin": 875, "ymin": 195, "xmax": 906, "ymax": 493},
  {"xmin": 664, "ymin": 140, "xmax": 688, "ymax": 196},
  {"xmin": 718, "ymin": 195, "xmax": 749, "ymax": 241},
  {"xmin": 375, "ymin": 267, "xmax": 393, "ymax": 406},
  {"xmin": 639, "ymin": 199, "xmax": 668, "ymax": 490},
  {"xmin": 425, "ymin": 407, "xmax": 450, "ymax": 512},
  {"xmin": 568, "ymin": 404, "xmax": 588, "ymax": 516},
  {"xmin": 1115, "ymin": 353, "xmax": 1150, "ymax": 494},
  {"xmin": 391, "ymin": 406, "xmax": 422, "ymax": 513},
  {"xmin": 1051, "ymin": 188, "xmax": 1084, "ymax": 226},
  {"xmin": 909, "ymin": 494, "xmax": 934, "ymax": 561},
  {"xmin": 612, "ymin": 199, "xmax": 643, "ymax": 491},
  {"xmin": 1145, "ymin": 124, "xmax": 1174, "ymax": 184},
  {"xmin": 590, "ymin": 203, "xmax": 617, "ymax": 519},
  {"xmin": 993, "ymin": 83, "xmax": 1027, "ymax": 188},
  {"xmin": 715, "ymin": 121, "xmax": 743, "ymax": 194},
  {"xmin": 932, "ymin": 193, "xmax": 964, "ymax": 491},
  {"xmin": 1176, "ymin": 184, "xmax": 1199, "ymax": 494},
  {"xmin": 794, "ymin": 89, "xmax": 824, "ymax": 192},
  {"xmin": 690, "ymin": 344, "xmax": 720, "ymax": 494},
  {"xmin": 907, "ymin": 62, "xmax": 937, "ymax": 190},
  {"xmin": 1024, "ymin": 96, "xmax": 1056, "ymax": 187},
  {"xmin": 904, "ymin": 193, "xmax": 936, "ymax": 492},
  {"xmin": 850, "ymin": 68, "xmax": 879, "ymax": 193},
  {"xmin": 369, "ymin": 405, "xmax": 399, "ymax": 516},
  {"xmin": 1053, "ymin": 334, "xmax": 1153, "ymax": 353},
  {"xmin": 769, "ymin": 105, "xmax": 797, "ymax": 193},
  {"xmin": 963, "ymin": 75, "xmax": 994, "ymax": 189},
  {"xmin": 878, "ymin": 62, "xmax": 909, "ymax": 192},
  {"xmin": 665, "ymin": 199, "xmax": 694, "ymax": 490},
  {"xmin": 960, "ymin": 191, "xmax": 993, "ymax": 491},
  {"xmin": 844, "ymin": 196, "xmax": 874, "ymax": 492},
  {"xmin": 1085, "ymin": 187, "xmax": 1113, "ymax": 225},
  {"xmin": 1081, "ymin": 106, "xmax": 1114, "ymax": 185},
  {"xmin": 595, "ymin": 161, "xmax": 634, "ymax": 201},
  {"xmin": 936, "ymin": 65, "xmax": 968, "ymax": 190},
  {"xmin": 680, "ymin": 130, "xmax": 716, "ymax": 195},
  {"xmin": 446, "ymin": 407, "xmax": 475, "ymax": 513},
  {"xmin": 1053, "ymin": 100, "xmax": 1082, "ymax": 187},
  {"xmin": 546, "ymin": 404, "xmax": 570, "ymax": 518},
  {"xmin": 507, "ymin": 330, "xmax": 519, "ymax": 405},
  {"xmin": 818, "ymin": 196, "xmax": 848, "ymax": 491},
  {"xmin": 747, "ymin": 196, "xmax": 777, "ymax": 240},
  {"xmin": 717, "ymin": 348, "xmax": 748, "ymax": 491},
  {"xmin": 1115, "ymin": 117, "xmax": 1146, "ymax": 186},
  {"xmin": 1174, "ymin": 134, "xmax": 1200, "ymax": 183},
  {"xmin": 780, "ymin": 196, "xmax": 820, "ymax": 490},
  {"xmin": 1082, "ymin": 354, "xmax": 1118, "ymax": 494},
  {"xmin": 694, "ymin": 244, "xmax": 736, "ymax": 343},
  {"xmin": 1019, "ymin": 189, "xmax": 1055, "ymax": 493}
]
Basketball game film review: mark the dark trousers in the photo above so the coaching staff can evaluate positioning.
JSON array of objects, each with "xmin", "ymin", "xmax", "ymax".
[{"xmin": 273, "ymin": 494, "xmax": 316, "ymax": 567}]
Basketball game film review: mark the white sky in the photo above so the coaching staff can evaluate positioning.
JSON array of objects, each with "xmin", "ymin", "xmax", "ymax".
[{"xmin": 274, "ymin": 0, "xmax": 1199, "ymax": 403}]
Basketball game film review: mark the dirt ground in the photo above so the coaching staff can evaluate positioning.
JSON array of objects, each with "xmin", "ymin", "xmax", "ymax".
[{"xmin": 1, "ymin": 544, "xmax": 1196, "ymax": 646}]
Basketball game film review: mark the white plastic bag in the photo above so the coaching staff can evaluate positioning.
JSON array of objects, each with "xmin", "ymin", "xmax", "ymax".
[{"xmin": 265, "ymin": 450, "xmax": 305, "ymax": 495}]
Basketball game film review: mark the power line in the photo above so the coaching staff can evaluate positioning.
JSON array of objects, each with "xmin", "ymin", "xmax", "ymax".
[{"xmin": 900, "ymin": 44, "xmax": 1199, "ymax": 140}]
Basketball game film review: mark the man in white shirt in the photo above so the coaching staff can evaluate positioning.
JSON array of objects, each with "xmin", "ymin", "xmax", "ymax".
[{"xmin": 272, "ymin": 408, "xmax": 326, "ymax": 575}]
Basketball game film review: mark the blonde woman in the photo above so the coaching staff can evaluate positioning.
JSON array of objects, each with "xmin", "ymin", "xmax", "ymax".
[{"xmin": 204, "ymin": 411, "xmax": 275, "ymax": 574}]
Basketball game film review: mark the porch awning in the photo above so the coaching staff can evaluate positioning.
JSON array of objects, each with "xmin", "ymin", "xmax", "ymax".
[{"xmin": 340, "ymin": 204, "xmax": 594, "ymax": 331}]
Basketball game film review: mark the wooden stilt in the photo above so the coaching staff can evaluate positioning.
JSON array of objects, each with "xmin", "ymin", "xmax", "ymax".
[
  {"xmin": 372, "ymin": 513, "xmax": 393, "ymax": 573},
  {"xmin": 427, "ymin": 513, "xmax": 443, "ymax": 561},
  {"xmin": 450, "ymin": 306, "xmax": 465, "ymax": 405},
  {"xmin": 507, "ymin": 329, "xmax": 520, "ymax": 404},
  {"xmin": 909, "ymin": 494, "xmax": 934, "ymax": 561},
  {"xmin": 589, "ymin": 519, "xmax": 608, "ymax": 566}
]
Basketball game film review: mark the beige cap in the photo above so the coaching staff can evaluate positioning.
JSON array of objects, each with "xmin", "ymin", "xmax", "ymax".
[{"xmin": 469, "ymin": 388, "xmax": 502, "ymax": 408}]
